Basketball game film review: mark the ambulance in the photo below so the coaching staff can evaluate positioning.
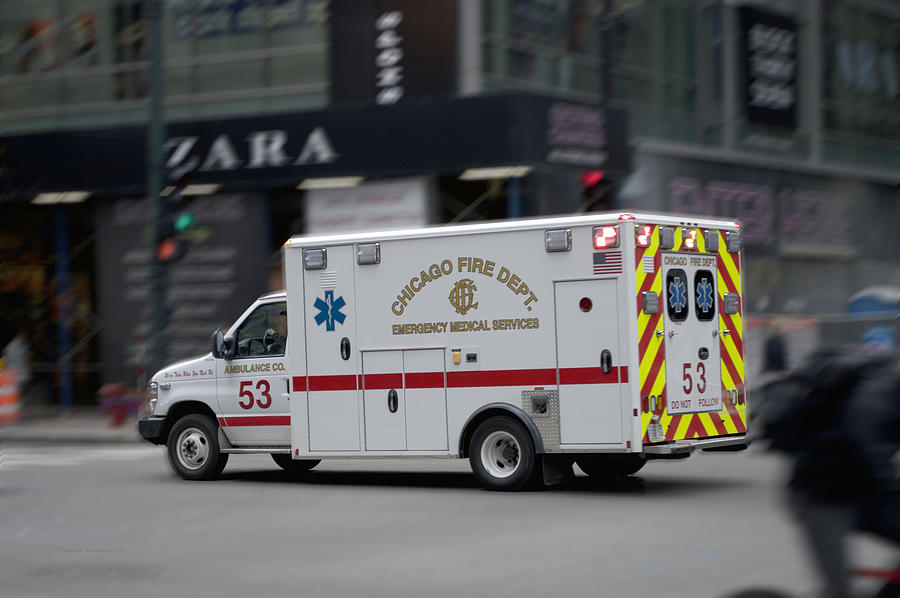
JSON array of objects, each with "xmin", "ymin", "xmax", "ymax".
[{"xmin": 138, "ymin": 212, "xmax": 748, "ymax": 490}]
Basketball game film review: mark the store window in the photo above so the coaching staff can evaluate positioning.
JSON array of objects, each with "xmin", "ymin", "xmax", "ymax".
[
  {"xmin": 823, "ymin": 0, "xmax": 899, "ymax": 148},
  {"xmin": 0, "ymin": 0, "xmax": 328, "ymax": 134},
  {"xmin": 483, "ymin": 0, "xmax": 601, "ymax": 99}
]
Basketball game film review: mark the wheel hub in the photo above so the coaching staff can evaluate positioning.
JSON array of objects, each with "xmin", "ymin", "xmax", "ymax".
[
  {"xmin": 480, "ymin": 430, "xmax": 522, "ymax": 479},
  {"xmin": 176, "ymin": 427, "xmax": 210, "ymax": 471}
]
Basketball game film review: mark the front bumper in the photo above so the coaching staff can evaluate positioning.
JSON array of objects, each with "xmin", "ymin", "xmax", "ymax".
[{"xmin": 137, "ymin": 417, "xmax": 167, "ymax": 445}]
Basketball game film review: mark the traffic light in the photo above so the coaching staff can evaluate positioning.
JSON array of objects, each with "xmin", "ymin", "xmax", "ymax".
[
  {"xmin": 580, "ymin": 170, "xmax": 614, "ymax": 211},
  {"xmin": 155, "ymin": 172, "xmax": 198, "ymax": 264}
]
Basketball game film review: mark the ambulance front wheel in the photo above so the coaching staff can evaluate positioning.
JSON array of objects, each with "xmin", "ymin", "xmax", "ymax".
[
  {"xmin": 166, "ymin": 414, "xmax": 229, "ymax": 481},
  {"xmin": 576, "ymin": 454, "xmax": 647, "ymax": 481},
  {"xmin": 271, "ymin": 454, "xmax": 320, "ymax": 474},
  {"xmin": 469, "ymin": 416, "xmax": 537, "ymax": 491}
]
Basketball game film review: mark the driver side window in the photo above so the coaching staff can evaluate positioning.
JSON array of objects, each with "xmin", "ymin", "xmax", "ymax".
[{"xmin": 235, "ymin": 302, "xmax": 287, "ymax": 358}]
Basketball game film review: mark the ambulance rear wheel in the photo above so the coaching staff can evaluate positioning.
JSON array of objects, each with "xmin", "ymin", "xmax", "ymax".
[
  {"xmin": 271, "ymin": 454, "xmax": 320, "ymax": 473},
  {"xmin": 166, "ymin": 414, "xmax": 228, "ymax": 481},
  {"xmin": 576, "ymin": 454, "xmax": 646, "ymax": 481},
  {"xmin": 469, "ymin": 416, "xmax": 536, "ymax": 491}
]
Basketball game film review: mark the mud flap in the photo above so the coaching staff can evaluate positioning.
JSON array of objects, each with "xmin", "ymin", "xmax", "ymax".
[{"xmin": 541, "ymin": 454, "xmax": 575, "ymax": 486}]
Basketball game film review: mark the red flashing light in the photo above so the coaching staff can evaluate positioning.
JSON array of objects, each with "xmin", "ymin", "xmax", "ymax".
[
  {"xmin": 635, "ymin": 224, "xmax": 652, "ymax": 247},
  {"xmin": 619, "ymin": 213, "xmax": 635, "ymax": 220},
  {"xmin": 579, "ymin": 170, "xmax": 605, "ymax": 186},
  {"xmin": 592, "ymin": 225, "xmax": 619, "ymax": 249}
]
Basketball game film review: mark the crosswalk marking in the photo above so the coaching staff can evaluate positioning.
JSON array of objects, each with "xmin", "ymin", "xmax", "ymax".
[{"xmin": 0, "ymin": 446, "xmax": 161, "ymax": 471}]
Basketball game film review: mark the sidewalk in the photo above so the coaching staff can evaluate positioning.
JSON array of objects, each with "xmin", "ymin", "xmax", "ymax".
[{"xmin": 1, "ymin": 408, "xmax": 141, "ymax": 444}]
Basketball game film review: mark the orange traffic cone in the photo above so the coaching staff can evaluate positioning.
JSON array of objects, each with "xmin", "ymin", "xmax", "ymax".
[{"xmin": 0, "ymin": 369, "xmax": 21, "ymax": 424}]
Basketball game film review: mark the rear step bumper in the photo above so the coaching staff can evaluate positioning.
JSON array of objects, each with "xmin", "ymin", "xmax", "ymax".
[{"xmin": 644, "ymin": 436, "xmax": 748, "ymax": 458}]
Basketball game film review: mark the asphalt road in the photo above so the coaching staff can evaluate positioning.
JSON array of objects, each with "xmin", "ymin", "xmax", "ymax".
[{"xmin": 1, "ymin": 445, "xmax": 893, "ymax": 598}]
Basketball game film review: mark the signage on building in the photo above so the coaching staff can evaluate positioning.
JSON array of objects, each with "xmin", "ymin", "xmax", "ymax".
[
  {"xmin": 164, "ymin": 127, "xmax": 338, "ymax": 175},
  {"xmin": 170, "ymin": 0, "xmax": 327, "ymax": 38},
  {"xmin": 545, "ymin": 102, "xmax": 607, "ymax": 168},
  {"xmin": 306, "ymin": 177, "xmax": 430, "ymax": 233},
  {"xmin": 329, "ymin": 0, "xmax": 457, "ymax": 105},
  {"xmin": 1, "ymin": 93, "xmax": 630, "ymax": 200},
  {"xmin": 740, "ymin": 7, "xmax": 798, "ymax": 129}
]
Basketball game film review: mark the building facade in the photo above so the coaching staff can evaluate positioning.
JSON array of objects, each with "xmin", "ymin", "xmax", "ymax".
[{"xmin": 1, "ymin": 0, "xmax": 897, "ymax": 402}]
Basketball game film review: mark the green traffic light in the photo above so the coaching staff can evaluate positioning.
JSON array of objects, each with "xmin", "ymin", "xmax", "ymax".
[{"xmin": 174, "ymin": 212, "xmax": 196, "ymax": 233}]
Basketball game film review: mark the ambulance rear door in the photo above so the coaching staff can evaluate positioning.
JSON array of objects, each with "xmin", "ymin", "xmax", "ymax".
[{"xmin": 661, "ymin": 252, "xmax": 722, "ymax": 418}]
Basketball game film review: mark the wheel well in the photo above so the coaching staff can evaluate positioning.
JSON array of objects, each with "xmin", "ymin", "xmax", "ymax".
[
  {"xmin": 458, "ymin": 406, "xmax": 542, "ymax": 458},
  {"xmin": 162, "ymin": 401, "xmax": 219, "ymax": 442}
]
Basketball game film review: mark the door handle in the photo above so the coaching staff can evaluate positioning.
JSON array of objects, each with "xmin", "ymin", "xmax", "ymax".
[
  {"xmin": 669, "ymin": 330, "xmax": 677, "ymax": 338},
  {"xmin": 656, "ymin": 329, "xmax": 664, "ymax": 337},
  {"xmin": 600, "ymin": 350, "xmax": 612, "ymax": 375},
  {"xmin": 387, "ymin": 389, "xmax": 398, "ymax": 413}
]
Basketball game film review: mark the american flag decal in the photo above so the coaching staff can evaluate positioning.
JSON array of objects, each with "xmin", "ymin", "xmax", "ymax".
[{"xmin": 593, "ymin": 251, "xmax": 623, "ymax": 275}]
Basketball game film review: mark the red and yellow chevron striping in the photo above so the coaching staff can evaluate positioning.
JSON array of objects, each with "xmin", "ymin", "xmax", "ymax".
[{"xmin": 636, "ymin": 225, "xmax": 746, "ymax": 444}]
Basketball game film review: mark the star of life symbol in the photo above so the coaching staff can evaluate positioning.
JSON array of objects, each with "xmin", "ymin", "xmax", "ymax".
[
  {"xmin": 696, "ymin": 278, "xmax": 714, "ymax": 314},
  {"xmin": 314, "ymin": 290, "xmax": 346, "ymax": 331},
  {"xmin": 448, "ymin": 279, "xmax": 479, "ymax": 315},
  {"xmin": 669, "ymin": 277, "xmax": 687, "ymax": 313}
]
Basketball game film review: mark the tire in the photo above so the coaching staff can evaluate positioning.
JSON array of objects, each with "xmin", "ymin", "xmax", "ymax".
[
  {"xmin": 271, "ymin": 454, "xmax": 320, "ymax": 474},
  {"xmin": 166, "ymin": 414, "xmax": 228, "ymax": 481},
  {"xmin": 468, "ymin": 416, "xmax": 537, "ymax": 491},
  {"xmin": 576, "ymin": 454, "xmax": 647, "ymax": 481}
]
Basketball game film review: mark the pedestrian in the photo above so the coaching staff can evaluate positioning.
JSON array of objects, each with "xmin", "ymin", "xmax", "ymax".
[
  {"xmin": 766, "ymin": 349, "xmax": 900, "ymax": 598},
  {"xmin": 762, "ymin": 318, "xmax": 788, "ymax": 373},
  {"xmin": 2, "ymin": 328, "xmax": 31, "ymax": 400}
]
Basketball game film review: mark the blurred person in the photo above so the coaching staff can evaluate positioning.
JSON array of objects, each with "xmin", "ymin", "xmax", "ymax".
[
  {"xmin": 2, "ymin": 328, "xmax": 31, "ymax": 397},
  {"xmin": 763, "ymin": 318, "xmax": 788, "ymax": 373},
  {"xmin": 764, "ymin": 349, "xmax": 900, "ymax": 598}
]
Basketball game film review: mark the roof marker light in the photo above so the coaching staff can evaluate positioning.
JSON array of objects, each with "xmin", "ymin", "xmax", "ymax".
[{"xmin": 619, "ymin": 213, "xmax": 635, "ymax": 221}]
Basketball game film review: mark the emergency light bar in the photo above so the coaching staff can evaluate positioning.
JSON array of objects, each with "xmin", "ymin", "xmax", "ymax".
[
  {"xmin": 682, "ymin": 228, "xmax": 699, "ymax": 250},
  {"xmin": 545, "ymin": 229, "xmax": 572, "ymax": 252},
  {"xmin": 592, "ymin": 225, "xmax": 619, "ymax": 249},
  {"xmin": 356, "ymin": 243, "xmax": 381, "ymax": 265},
  {"xmin": 658, "ymin": 227, "xmax": 675, "ymax": 249},
  {"xmin": 303, "ymin": 248, "xmax": 327, "ymax": 270},
  {"xmin": 635, "ymin": 225, "xmax": 652, "ymax": 248}
]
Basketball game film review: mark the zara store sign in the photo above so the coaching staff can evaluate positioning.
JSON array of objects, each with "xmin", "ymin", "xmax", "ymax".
[{"xmin": 164, "ymin": 127, "xmax": 339, "ymax": 175}]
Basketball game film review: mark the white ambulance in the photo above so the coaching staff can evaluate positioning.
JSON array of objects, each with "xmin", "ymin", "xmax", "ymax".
[{"xmin": 138, "ymin": 212, "xmax": 748, "ymax": 490}]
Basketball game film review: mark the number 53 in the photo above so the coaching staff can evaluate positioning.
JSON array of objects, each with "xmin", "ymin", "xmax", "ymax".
[
  {"xmin": 681, "ymin": 363, "xmax": 707, "ymax": 394},
  {"xmin": 239, "ymin": 380, "xmax": 271, "ymax": 409}
]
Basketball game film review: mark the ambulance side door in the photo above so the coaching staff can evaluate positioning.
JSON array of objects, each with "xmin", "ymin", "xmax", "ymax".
[
  {"xmin": 216, "ymin": 301, "xmax": 291, "ymax": 446},
  {"xmin": 304, "ymin": 246, "xmax": 360, "ymax": 452}
]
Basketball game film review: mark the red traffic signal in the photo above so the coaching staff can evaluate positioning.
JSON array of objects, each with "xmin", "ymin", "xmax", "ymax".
[{"xmin": 579, "ymin": 170, "xmax": 605, "ymax": 186}]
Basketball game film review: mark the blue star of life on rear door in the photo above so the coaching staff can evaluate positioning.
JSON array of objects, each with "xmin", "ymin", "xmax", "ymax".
[
  {"xmin": 314, "ymin": 290, "xmax": 346, "ymax": 331},
  {"xmin": 696, "ymin": 278, "xmax": 714, "ymax": 314},
  {"xmin": 669, "ymin": 277, "xmax": 687, "ymax": 313}
]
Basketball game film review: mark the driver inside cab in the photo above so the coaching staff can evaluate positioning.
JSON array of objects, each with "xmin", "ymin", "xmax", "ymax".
[{"xmin": 235, "ymin": 302, "xmax": 287, "ymax": 357}]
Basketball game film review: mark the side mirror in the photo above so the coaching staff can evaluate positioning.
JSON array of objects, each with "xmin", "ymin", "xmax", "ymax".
[
  {"xmin": 211, "ymin": 329, "xmax": 225, "ymax": 358},
  {"xmin": 210, "ymin": 329, "xmax": 234, "ymax": 359}
]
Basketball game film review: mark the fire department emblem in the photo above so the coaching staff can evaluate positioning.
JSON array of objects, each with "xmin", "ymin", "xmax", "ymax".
[{"xmin": 448, "ymin": 279, "xmax": 479, "ymax": 315}]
